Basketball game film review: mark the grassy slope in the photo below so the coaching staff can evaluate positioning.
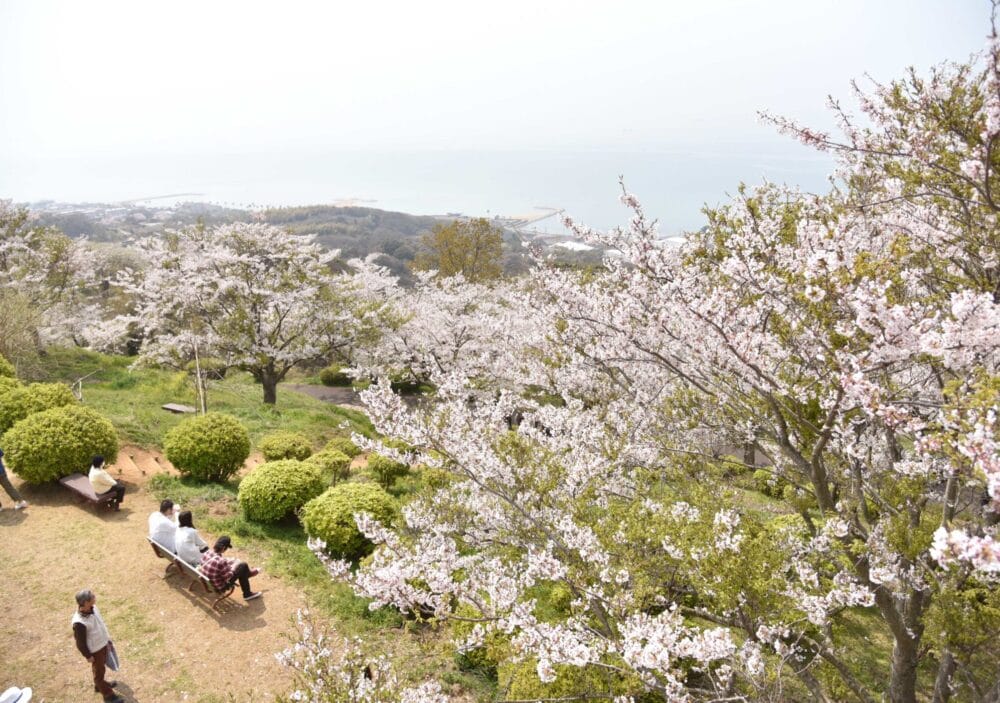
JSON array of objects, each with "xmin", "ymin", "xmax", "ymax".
[{"xmin": 30, "ymin": 347, "xmax": 373, "ymax": 448}]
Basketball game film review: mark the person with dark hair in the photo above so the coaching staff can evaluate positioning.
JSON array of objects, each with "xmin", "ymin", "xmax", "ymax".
[
  {"xmin": 71, "ymin": 589, "xmax": 124, "ymax": 703},
  {"xmin": 174, "ymin": 510, "xmax": 209, "ymax": 565},
  {"xmin": 199, "ymin": 535, "xmax": 261, "ymax": 601},
  {"xmin": 0, "ymin": 448, "xmax": 28, "ymax": 510},
  {"xmin": 148, "ymin": 498, "xmax": 179, "ymax": 552},
  {"xmin": 87, "ymin": 456, "xmax": 125, "ymax": 510}
]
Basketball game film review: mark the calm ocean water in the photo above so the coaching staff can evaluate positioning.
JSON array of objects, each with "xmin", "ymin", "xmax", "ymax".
[{"xmin": 3, "ymin": 147, "xmax": 833, "ymax": 234}]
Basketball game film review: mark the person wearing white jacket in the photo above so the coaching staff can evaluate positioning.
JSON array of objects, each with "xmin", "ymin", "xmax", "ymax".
[
  {"xmin": 174, "ymin": 510, "xmax": 209, "ymax": 565},
  {"xmin": 148, "ymin": 499, "xmax": 180, "ymax": 552}
]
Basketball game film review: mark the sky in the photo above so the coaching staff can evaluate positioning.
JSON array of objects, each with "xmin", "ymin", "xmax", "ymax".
[{"xmin": 0, "ymin": 0, "xmax": 992, "ymax": 220}]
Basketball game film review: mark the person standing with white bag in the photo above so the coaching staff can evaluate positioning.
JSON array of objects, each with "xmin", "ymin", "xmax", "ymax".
[{"xmin": 71, "ymin": 589, "xmax": 124, "ymax": 703}]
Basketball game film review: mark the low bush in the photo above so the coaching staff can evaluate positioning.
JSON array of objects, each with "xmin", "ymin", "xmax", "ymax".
[
  {"xmin": 451, "ymin": 603, "xmax": 507, "ymax": 679},
  {"xmin": 366, "ymin": 452, "xmax": 409, "ymax": 489},
  {"xmin": 1, "ymin": 405, "xmax": 118, "ymax": 483},
  {"xmin": 325, "ymin": 436, "xmax": 361, "ymax": 458},
  {"xmin": 752, "ymin": 468, "xmax": 787, "ymax": 497},
  {"xmin": 163, "ymin": 412, "xmax": 250, "ymax": 482},
  {"xmin": 498, "ymin": 660, "xmax": 629, "ymax": 700},
  {"xmin": 0, "ymin": 376, "xmax": 22, "ymax": 396},
  {"xmin": 319, "ymin": 364, "xmax": 352, "ymax": 387},
  {"xmin": 0, "ymin": 355, "xmax": 15, "ymax": 378},
  {"xmin": 0, "ymin": 382, "xmax": 78, "ymax": 435},
  {"xmin": 258, "ymin": 430, "xmax": 313, "ymax": 461},
  {"xmin": 238, "ymin": 459, "xmax": 326, "ymax": 523},
  {"xmin": 305, "ymin": 449, "xmax": 352, "ymax": 483},
  {"xmin": 301, "ymin": 482, "xmax": 396, "ymax": 559},
  {"xmin": 419, "ymin": 464, "xmax": 454, "ymax": 490}
]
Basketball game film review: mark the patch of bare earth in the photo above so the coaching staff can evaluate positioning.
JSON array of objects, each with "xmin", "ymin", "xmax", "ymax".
[{"xmin": 0, "ymin": 446, "xmax": 306, "ymax": 703}]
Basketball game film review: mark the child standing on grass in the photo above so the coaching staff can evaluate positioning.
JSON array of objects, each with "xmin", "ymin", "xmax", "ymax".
[{"xmin": 0, "ymin": 448, "xmax": 28, "ymax": 510}]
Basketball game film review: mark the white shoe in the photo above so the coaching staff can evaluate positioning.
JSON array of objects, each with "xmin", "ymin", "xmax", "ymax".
[{"xmin": 14, "ymin": 500, "xmax": 27, "ymax": 510}]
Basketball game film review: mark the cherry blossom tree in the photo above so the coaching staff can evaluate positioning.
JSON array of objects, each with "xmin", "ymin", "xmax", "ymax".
[
  {"xmin": 317, "ymin": 23, "xmax": 1000, "ymax": 703},
  {"xmin": 114, "ymin": 222, "xmax": 394, "ymax": 404},
  {"xmin": 351, "ymin": 271, "xmax": 544, "ymax": 391},
  {"xmin": 0, "ymin": 199, "xmax": 105, "ymax": 351}
]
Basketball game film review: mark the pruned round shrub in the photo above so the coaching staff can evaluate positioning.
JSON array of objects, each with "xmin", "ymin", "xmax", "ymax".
[
  {"xmin": 419, "ymin": 464, "xmax": 454, "ymax": 490},
  {"xmin": 367, "ymin": 452, "xmax": 409, "ymax": 489},
  {"xmin": 258, "ymin": 430, "xmax": 313, "ymax": 461},
  {"xmin": 305, "ymin": 449, "xmax": 352, "ymax": 483},
  {"xmin": 301, "ymin": 482, "xmax": 396, "ymax": 559},
  {"xmin": 163, "ymin": 412, "xmax": 250, "ymax": 482},
  {"xmin": 319, "ymin": 364, "xmax": 352, "ymax": 386},
  {"xmin": 1, "ymin": 405, "xmax": 118, "ymax": 484},
  {"xmin": 498, "ymin": 660, "xmax": 628, "ymax": 700},
  {"xmin": 753, "ymin": 468, "xmax": 786, "ymax": 497},
  {"xmin": 0, "ymin": 355, "xmax": 15, "ymax": 378},
  {"xmin": 238, "ymin": 459, "xmax": 325, "ymax": 523},
  {"xmin": 0, "ymin": 382, "xmax": 78, "ymax": 435},
  {"xmin": 325, "ymin": 436, "xmax": 361, "ymax": 458},
  {"xmin": 0, "ymin": 376, "xmax": 21, "ymax": 396}
]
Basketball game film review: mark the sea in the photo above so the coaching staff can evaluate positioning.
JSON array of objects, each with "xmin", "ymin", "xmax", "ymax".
[{"xmin": 2, "ymin": 146, "xmax": 835, "ymax": 235}]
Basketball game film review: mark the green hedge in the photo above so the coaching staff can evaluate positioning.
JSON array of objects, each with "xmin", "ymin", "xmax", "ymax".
[
  {"xmin": 0, "ymin": 355, "xmax": 15, "ymax": 378},
  {"xmin": 498, "ymin": 660, "xmax": 629, "ymax": 700},
  {"xmin": 319, "ymin": 364, "xmax": 352, "ymax": 387},
  {"xmin": 305, "ymin": 449, "xmax": 352, "ymax": 484},
  {"xmin": 237, "ymin": 459, "xmax": 325, "ymax": 523},
  {"xmin": 367, "ymin": 452, "xmax": 409, "ymax": 489},
  {"xmin": 0, "ymin": 382, "xmax": 78, "ymax": 435},
  {"xmin": 325, "ymin": 436, "xmax": 361, "ymax": 458},
  {"xmin": 0, "ymin": 376, "xmax": 22, "ymax": 396},
  {"xmin": 258, "ymin": 430, "xmax": 313, "ymax": 461},
  {"xmin": 163, "ymin": 412, "xmax": 250, "ymax": 482},
  {"xmin": 1, "ymin": 405, "xmax": 118, "ymax": 484},
  {"xmin": 301, "ymin": 482, "xmax": 396, "ymax": 559}
]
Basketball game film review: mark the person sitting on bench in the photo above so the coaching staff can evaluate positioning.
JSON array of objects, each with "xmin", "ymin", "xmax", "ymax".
[
  {"xmin": 199, "ymin": 536, "xmax": 261, "ymax": 601},
  {"xmin": 88, "ymin": 456, "xmax": 124, "ymax": 510},
  {"xmin": 174, "ymin": 510, "xmax": 209, "ymax": 566},
  {"xmin": 148, "ymin": 499, "xmax": 180, "ymax": 552}
]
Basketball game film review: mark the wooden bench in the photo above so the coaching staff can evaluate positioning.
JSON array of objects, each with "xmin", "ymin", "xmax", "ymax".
[
  {"xmin": 59, "ymin": 473, "xmax": 117, "ymax": 508},
  {"xmin": 148, "ymin": 537, "xmax": 182, "ymax": 576},
  {"xmin": 147, "ymin": 537, "xmax": 235, "ymax": 609}
]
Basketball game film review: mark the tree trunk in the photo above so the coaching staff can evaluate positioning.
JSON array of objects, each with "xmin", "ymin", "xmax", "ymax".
[
  {"xmin": 252, "ymin": 363, "xmax": 282, "ymax": 405},
  {"xmin": 931, "ymin": 650, "xmax": 955, "ymax": 703},
  {"xmin": 262, "ymin": 374, "xmax": 278, "ymax": 404},
  {"xmin": 889, "ymin": 634, "xmax": 920, "ymax": 703}
]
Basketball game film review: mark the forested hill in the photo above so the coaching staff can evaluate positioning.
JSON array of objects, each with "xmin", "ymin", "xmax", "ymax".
[
  {"xmin": 29, "ymin": 200, "xmax": 597, "ymax": 278},
  {"xmin": 29, "ymin": 201, "xmax": 446, "ymax": 276},
  {"xmin": 260, "ymin": 205, "xmax": 443, "ymax": 261}
]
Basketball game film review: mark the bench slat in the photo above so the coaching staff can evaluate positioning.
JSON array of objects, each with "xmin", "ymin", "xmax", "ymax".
[{"xmin": 60, "ymin": 473, "xmax": 115, "ymax": 504}]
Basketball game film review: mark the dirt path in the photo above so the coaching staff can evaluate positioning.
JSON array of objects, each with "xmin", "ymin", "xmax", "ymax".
[{"xmin": 0, "ymin": 447, "xmax": 306, "ymax": 703}]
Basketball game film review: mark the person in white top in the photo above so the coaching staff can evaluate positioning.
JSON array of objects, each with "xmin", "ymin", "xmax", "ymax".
[
  {"xmin": 148, "ymin": 499, "xmax": 180, "ymax": 551},
  {"xmin": 174, "ymin": 510, "xmax": 210, "ymax": 565},
  {"xmin": 87, "ymin": 455, "xmax": 125, "ymax": 510}
]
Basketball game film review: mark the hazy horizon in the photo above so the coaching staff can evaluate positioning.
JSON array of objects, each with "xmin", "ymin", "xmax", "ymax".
[{"xmin": 0, "ymin": 1, "xmax": 991, "ymax": 230}]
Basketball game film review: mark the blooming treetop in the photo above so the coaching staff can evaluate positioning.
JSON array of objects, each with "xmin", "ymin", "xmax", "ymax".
[
  {"xmin": 108, "ymin": 222, "xmax": 396, "ymax": 404},
  {"xmin": 326, "ymin": 25, "xmax": 1000, "ymax": 703}
]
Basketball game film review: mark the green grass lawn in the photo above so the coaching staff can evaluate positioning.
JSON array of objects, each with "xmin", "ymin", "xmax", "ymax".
[{"xmin": 30, "ymin": 347, "xmax": 373, "ymax": 448}]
